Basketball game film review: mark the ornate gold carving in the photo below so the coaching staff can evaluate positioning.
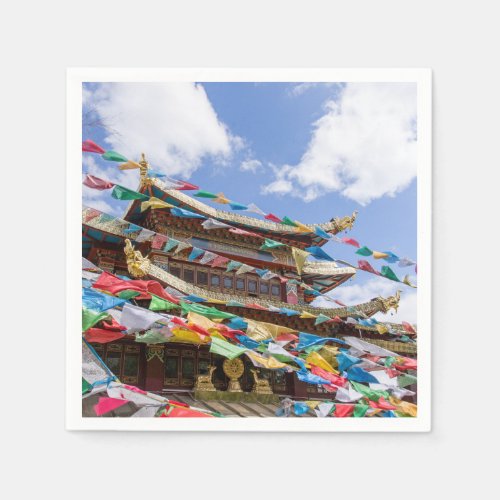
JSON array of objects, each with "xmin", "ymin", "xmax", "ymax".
[
  {"xmin": 124, "ymin": 239, "xmax": 151, "ymax": 278},
  {"xmin": 377, "ymin": 290, "xmax": 401, "ymax": 314},
  {"xmin": 250, "ymin": 369, "xmax": 273, "ymax": 395},
  {"xmin": 194, "ymin": 365, "xmax": 217, "ymax": 392},
  {"xmin": 223, "ymin": 358, "xmax": 244, "ymax": 392},
  {"xmin": 146, "ymin": 346, "xmax": 164, "ymax": 363},
  {"xmin": 330, "ymin": 211, "xmax": 358, "ymax": 232}
]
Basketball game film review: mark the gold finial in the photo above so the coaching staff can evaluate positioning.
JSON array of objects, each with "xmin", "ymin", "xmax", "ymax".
[{"xmin": 139, "ymin": 152, "xmax": 149, "ymax": 180}]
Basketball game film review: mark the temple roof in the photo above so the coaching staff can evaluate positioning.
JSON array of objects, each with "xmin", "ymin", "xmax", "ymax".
[
  {"xmin": 83, "ymin": 207, "xmax": 356, "ymax": 296},
  {"xmin": 122, "ymin": 176, "xmax": 358, "ymax": 248}
]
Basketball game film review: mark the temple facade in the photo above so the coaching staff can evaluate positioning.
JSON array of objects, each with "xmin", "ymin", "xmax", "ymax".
[{"xmin": 83, "ymin": 156, "xmax": 416, "ymax": 402}]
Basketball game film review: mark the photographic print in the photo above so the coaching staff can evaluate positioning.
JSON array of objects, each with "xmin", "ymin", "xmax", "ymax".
[{"xmin": 68, "ymin": 68, "xmax": 431, "ymax": 431}]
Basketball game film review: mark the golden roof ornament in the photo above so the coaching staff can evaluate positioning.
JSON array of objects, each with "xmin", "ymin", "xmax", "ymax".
[
  {"xmin": 378, "ymin": 290, "xmax": 401, "ymax": 314},
  {"xmin": 124, "ymin": 238, "xmax": 151, "ymax": 278},
  {"xmin": 331, "ymin": 210, "xmax": 358, "ymax": 232}
]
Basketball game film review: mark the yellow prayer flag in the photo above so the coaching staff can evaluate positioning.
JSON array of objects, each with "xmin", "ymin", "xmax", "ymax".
[
  {"xmin": 403, "ymin": 275, "xmax": 417, "ymax": 288},
  {"xmin": 119, "ymin": 160, "xmax": 142, "ymax": 170},
  {"xmin": 214, "ymin": 192, "xmax": 230, "ymax": 204},
  {"xmin": 389, "ymin": 396, "xmax": 418, "ymax": 417},
  {"xmin": 245, "ymin": 318, "xmax": 296, "ymax": 342},
  {"xmin": 140, "ymin": 197, "xmax": 174, "ymax": 212},
  {"xmin": 246, "ymin": 351, "xmax": 289, "ymax": 370},
  {"xmin": 318, "ymin": 346, "xmax": 339, "ymax": 367},
  {"xmin": 170, "ymin": 327, "xmax": 210, "ymax": 344},
  {"xmin": 293, "ymin": 221, "xmax": 311, "ymax": 233},
  {"xmin": 291, "ymin": 246, "xmax": 310, "ymax": 275},
  {"xmin": 306, "ymin": 351, "xmax": 339, "ymax": 374},
  {"xmin": 206, "ymin": 298, "xmax": 228, "ymax": 305},
  {"xmin": 375, "ymin": 323, "xmax": 389, "ymax": 334},
  {"xmin": 300, "ymin": 311, "xmax": 317, "ymax": 319},
  {"xmin": 305, "ymin": 400, "xmax": 321, "ymax": 410},
  {"xmin": 372, "ymin": 251, "xmax": 389, "ymax": 259}
]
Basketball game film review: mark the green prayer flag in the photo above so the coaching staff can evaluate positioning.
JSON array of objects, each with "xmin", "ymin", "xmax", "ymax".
[
  {"xmin": 397, "ymin": 373, "xmax": 417, "ymax": 388},
  {"xmin": 351, "ymin": 381, "xmax": 389, "ymax": 402},
  {"xmin": 82, "ymin": 377, "xmax": 92, "ymax": 395},
  {"xmin": 82, "ymin": 308, "xmax": 109, "ymax": 332},
  {"xmin": 112, "ymin": 185, "xmax": 149, "ymax": 201},
  {"xmin": 194, "ymin": 190, "xmax": 218, "ymax": 199},
  {"xmin": 149, "ymin": 294, "xmax": 178, "ymax": 311},
  {"xmin": 135, "ymin": 330, "xmax": 170, "ymax": 344},
  {"xmin": 380, "ymin": 265, "xmax": 401, "ymax": 282},
  {"xmin": 209, "ymin": 336, "xmax": 247, "ymax": 360},
  {"xmin": 314, "ymin": 313, "xmax": 331, "ymax": 326},
  {"xmin": 355, "ymin": 246, "xmax": 373, "ymax": 256},
  {"xmin": 226, "ymin": 260, "xmax": 242, "ymax": 272},
  {"xmin": 281, "ymin": 216, "xmax": 298, "ymax": 227},
  {"xmin": 353, "ymin": 403, "xmax": 369, "ymax": 418},
  {"xmin": 260, "ymin": 238, "xmax": 286, "ymax": 251},
  {"xmin": 163, "ymin": 238, "xmax": 180, "ymax": 252},
  {"xmin": 384, "ymin": 356, "xmax": 396, "ymax": 367},
  {"xmin": 117, "ymin": 290, "xmax": 141, "ymax": 300},
  {"xmin": 180, "ymin": 301, "xmax": 236, "ymax": 320},
  {"xmin": 102, "ymin": 150, "xmax": 128, "ymax": 162}
]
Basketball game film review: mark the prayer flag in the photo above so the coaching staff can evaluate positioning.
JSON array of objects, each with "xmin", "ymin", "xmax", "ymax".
[
  {"xmin": 260, "ymin": 238, "xmax": 286, "ymax": 251},
  {"xmin": 94, "ymin": 397, "xmax": 129, "ymax": 416},
  {"xmin": 210, "ymin": 336, "xmax": 247, "ymax": 360},
  {"xmin": 188, "ymin": 247, "xmax": 205, "ymax": 261},
  {"xmin": 82, "ymin": 308, "xmax": 109, "ymax": 332},
  {"xmin": 380, "ymin": 266, "xmax": 401, "ymax": 282},
  {"xmin": 118, "ymin": 160, "xmax": 142, "ymax": 170},
  {"xmin": 314, "ymin": 226, "xmax": 332, "ymax": 239},
  {"xmin": 358, "ymin": 260, "xmax": 381, "ymax": 275},
  {"xmin": 355, "ymin": 246, "xmax": 373, "ymax": 256},
  {"xmin": 82, "ymin": 139, "xmax": 105, "ymax": 154},
  {"xmin": 291, "ymin": 247, "xmax": 310, "ymax": 275},
  {"xmin": 140, "ymin": 197, "xmax": 173, "ymax": 212},
  {"xmin": 305, "ymin": 246, "xmax": 335, "ymax": 262},
  {"xmin": 372, "ymin": 251, "xmax": 389, "ymax": 259},
  {"xmin": 102, "ymin": 150, "xmax": 128, "ymax": 162},
  {"xmin": 265, "ymin": 213, "xmax": 283, "ymax": 223},
  {"xmin": 111, "ymin": 185, "xmax": 149, "ymax": 201},
  {"xmin": 83, "ymin": 174, "xmax": 114, "ymax": 190},
  {"xmin": 149, "ymin": 294, "xmax": 179, "ymax": 312},
  {"xmin": 341, "ymin": 237, "xmax": 360, "ymax": 248},
  {"xmin": 170, "ymin": 207, "xmax": 206, "ymax": 219},
  {"xmin": 194, "ymin": 190, "xmax": 218, "ymax": 199}
]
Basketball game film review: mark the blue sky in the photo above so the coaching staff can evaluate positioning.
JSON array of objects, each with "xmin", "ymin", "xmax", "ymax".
[{"xmin": 82, "ymin": 81, "xmax": 417, "ymax": 323}]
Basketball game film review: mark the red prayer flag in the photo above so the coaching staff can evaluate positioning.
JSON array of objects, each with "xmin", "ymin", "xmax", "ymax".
[
  {"xmin": 161, "ymin": 406, "xmax": 213, "ymax": 418},
  {"xmin": 341, "ymin": 237, "xmax": 360, "ymax": 248},
  {"xmin": 83, "ymin": 174, "xmax": 114, "ymax": 190},
  {"xmin": 210, "ymin": 255, "xmax": 229, "ymax": 268},
  {"xmin": 84, "ymin": 208, "xmax": 101, "ymax": 222},
  {"xmin": 246, "ymin": 303, "xmax": 269, "ymax": 310},
  {"xmin": 229, "ymin": 227, "xmax": 263, "ymax": 238},
  {"xmin": 265, "ymin": 213, "xmax": 283, "ymax": 223},
  {"xmin": 369, "ymin": 397, "xmax": 397, "ymax": 411},
  {"xmin": 93, "ymin": 271, "xmax": 179, "ymax": 304},
  {"xmin": 334, "ymin": 404, "xmax": 355, "ymax": 417},
  {"xmin": 358, "ymin": 260, "xmax": 381, "ymax": 275},
  {"xmin": 402, "ymin": 321, "xmax": 417, "ymax": 335},
  {"xmin": 333, "ymin": 300, "xmax": 347, "ymax": 307},
  {"xmin": 151, "ymin": 234, "xmax": 168, "ymax": 249},
  {"xmin": 82, "ymin": 139, "xmax": 106, "ymax": 154},
  {"xmin": 84, "ymin": 329, "xmax": 125, "ymax": 343},
  {"xmin": 94, "ymin": 397, "xmax": 129, "ymax": 416},
  {"xmin": 311, "ymin": 365, "xmax": 348, "ymax": 387},
  {"xmin": 175, "ymin": 180, "xmax": 199, "ymax": 191},
  {"xmin": 276, "ymin": 333, "xmax": 299, "ymax": 342}
]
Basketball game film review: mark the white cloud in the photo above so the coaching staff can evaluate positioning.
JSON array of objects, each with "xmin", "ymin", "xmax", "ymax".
[
  {"xmin": 240, "ymin": 159, "xmax": 263, "ymax": 173},
  {"xmin": 263, "ymin": 82, "xmax": 417, "ymax": 205},
  {"xmin": 311, "ymin": 276, "xmax": 417, "ymax": 324},
  {"xmin": 84, "ymin": 82, "xmax": 239, "ymax": 178},
  {"xmin": 287, "ymin": 82, "xmax": 339, "ymax": 97}
]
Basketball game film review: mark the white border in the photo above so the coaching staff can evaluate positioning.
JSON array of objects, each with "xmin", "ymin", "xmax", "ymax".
[{"xmin": 67, "ymin": 68, "xmax": 432, "ymax": 432}]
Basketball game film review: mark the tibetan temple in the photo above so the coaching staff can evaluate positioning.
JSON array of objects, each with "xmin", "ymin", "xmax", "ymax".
[{"xmin": 82, "ymin": 153, "xmax": 417, "ymax": 418}]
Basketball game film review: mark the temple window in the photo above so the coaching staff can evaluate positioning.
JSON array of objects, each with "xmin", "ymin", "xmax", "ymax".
[
  {"xmin": 183, "ymin": 267, "xmax": 195, "ymax": 283},
  {"xmin": 223, "ymin": 275, "xmax": 234, "ymax": 289},
  {"xmin": 248, "ymin": 279, "xmax": 257, "ymax": 293},
  {"xmin": 271, "ymin": 283, "xmax": 281, "ymax": 296},
  {"xmin": 197, "ymin": 270, "xmax": 208, "ymax": 286},
  {"xmin": 260, "ymin": 281, "xmax": 269, "ymax": 294},
  {"xmin": 169, "ymin": 264, "xmax": 181, "ymax": 278},
  {"xmin": 210, "ymin": 273, "xmax": 221, "ymax": 288},
  {"xmin": 236, "ymin": 278, "xmax": 245, "ymax": 291}
]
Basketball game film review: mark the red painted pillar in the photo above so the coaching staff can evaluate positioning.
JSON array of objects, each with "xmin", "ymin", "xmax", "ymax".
[{"xmin": 144, "ymin": 346, "xmax": 165, "ymax": 392}]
